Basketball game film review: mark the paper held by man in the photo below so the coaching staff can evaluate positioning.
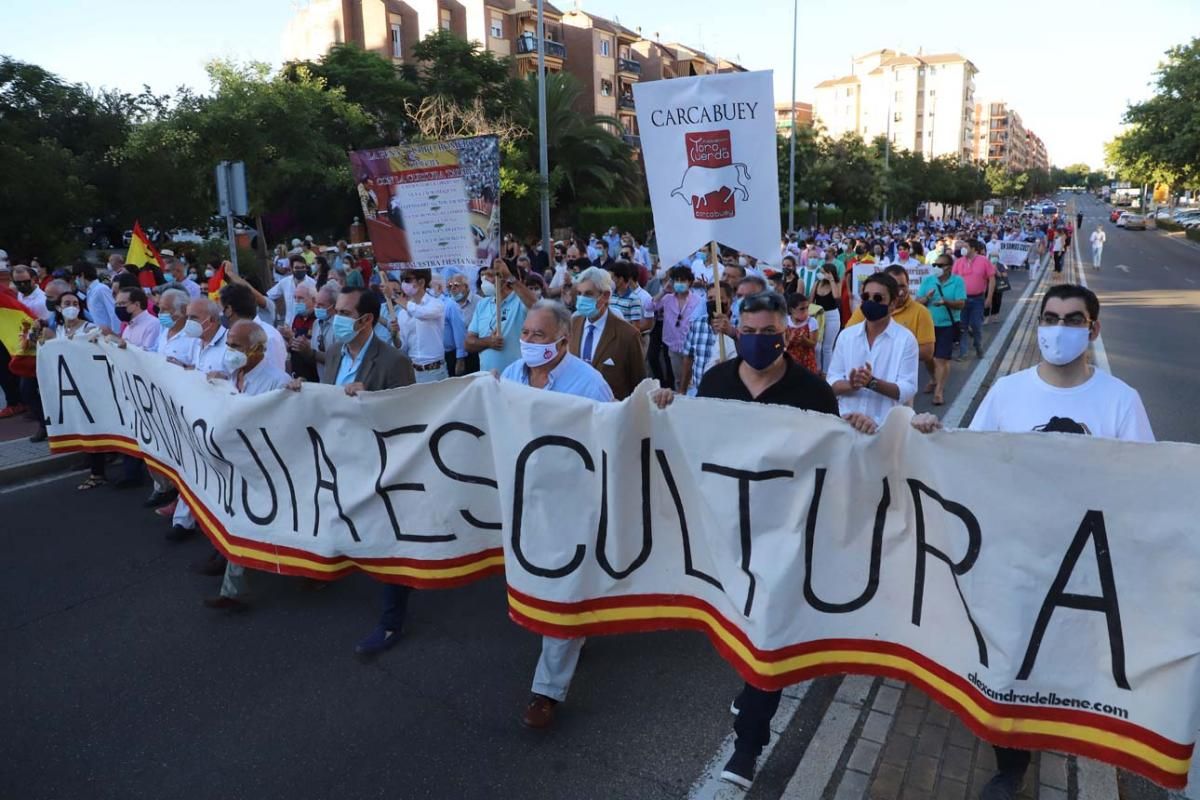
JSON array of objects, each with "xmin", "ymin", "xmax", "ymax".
[{"xmin": 39, "ymin": 338, "xmax": 1200, "ymax": 788}]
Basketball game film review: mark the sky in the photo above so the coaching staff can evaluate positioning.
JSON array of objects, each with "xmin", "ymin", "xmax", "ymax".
[{"xmin": 4, "ymin": 0, "xmax": 1197, "ymax": 168}]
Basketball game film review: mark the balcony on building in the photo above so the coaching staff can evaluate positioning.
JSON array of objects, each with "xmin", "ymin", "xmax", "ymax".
[
  {"xmin": 623, "ymin": 133, "xmax": 641, "ymax": 148},
  {"xmin": 618, "ymin": 56, "xmax": 641, "ymax": 76},
  {"xmin": 516, "ymin": 32, "xmax": 566, "ymax": 61}
]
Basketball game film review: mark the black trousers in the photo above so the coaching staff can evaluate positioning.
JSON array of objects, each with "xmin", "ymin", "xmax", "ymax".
[
  {"xmin": 379, "ymin": 584, "xmax": 412, "ymax": 632},
  {"xmin": 646, "ymin": 318, "xmax": 673, "ymax": 386},
  {"xmin": 0, "ymin": 340, "xmax": 19, "ymax": 408},
  {"xmin": 20, "ymin": 376, "xmax": 43, "ymax": 425},
  {"xmin": 993, "ymin": 746, "xmax": 1032, "ymax": 776},
  {"xmin": 733, "ymin": 684, "xmax": 782, "ymax": 756}
]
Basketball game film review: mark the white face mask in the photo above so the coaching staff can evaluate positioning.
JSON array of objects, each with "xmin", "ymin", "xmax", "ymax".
[
  {"xmin": 61, "ymin": 305, "xmax": 80, "ymax": 321},
  {"xmin": 223, "ymin": 348, "xmax": 248, "ymax": 373},
  {"xmin": 1038, "ymin": 325, "xmax": 1090, "ymax": 366},
  {"xmin": 519, "ymin": 337, "xmax": 563, "ymax": 368},
  {"xmin": 182, "ymin": 319, "xmax": 203, "ymax": 338},
  {"xmin": 480, "ymin": 279, "xmax": 496, "ymax": 297}
]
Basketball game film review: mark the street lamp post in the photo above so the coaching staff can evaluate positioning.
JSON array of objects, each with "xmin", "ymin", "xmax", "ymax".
[
  {"xmin": 537, "ymin": 0, "xmax": 552, "ymax": 259},
  {"xmin": 883, "ymin": 67, "xmax": 892, "ymax": 223},
  {"xmin": 787, "ymin": 0, "xmax": 797, "ymax": 234}
]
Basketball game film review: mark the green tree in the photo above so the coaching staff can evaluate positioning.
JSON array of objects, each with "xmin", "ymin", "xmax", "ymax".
[
  {"xmin": 985, "ymin": 164, "xmax": 1026, "ymax": 200},
  {"xmin": 283, "ymin": 43, "xmax": 418, "ymax": 144},
  {"xmin": 0, "ymin": 58, "xmax": 143, "ymax": 261},
  {"xmin": 823, "ymin": 133, "xmax": 883, "ymax": 222},
  {"xmin": 114, "ymin": 60, "xmax": 378, "ymax": 245},
  {"xmin": 778, "ymin": 126, "xmax": 831, "ymax": 225},
  {"xmin": 509, "ymin": 71, "xmax": 640, "ymax": 226},
  {"xmin": 401, "ymin": 29, "xmax": 516, "ymax": 119},
  {"xmin": 1120, "ymin": 37, "xmax": 1200, "ymax": 188}
]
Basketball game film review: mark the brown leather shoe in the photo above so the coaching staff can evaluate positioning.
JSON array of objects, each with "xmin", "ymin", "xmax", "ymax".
[
  {"xmin": 521, "ymin": 694, "xmax": 558, "ymax": 729},
  {"xmin": 202, "ymin": 595, "xmax": 249, "ymax": 612}
]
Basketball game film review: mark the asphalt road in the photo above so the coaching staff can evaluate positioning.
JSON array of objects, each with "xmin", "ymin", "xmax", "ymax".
[
  {"xmin": 0, "ymin": 476, "xmax": 749, "ymax": 800},
  {"xmin": 1072, "ymin": 193, "xmax": 1200, "ymax": 444}
]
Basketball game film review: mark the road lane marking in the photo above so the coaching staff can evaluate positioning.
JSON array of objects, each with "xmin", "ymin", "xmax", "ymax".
[
  {"xmin": 943, "ymin": 254, "xmax": 1050, "ymax": 429},
  {"xmin": 686, "ymin": 682, "xmax": 812, "ymax": 800},
  {"xmin": 1115, "ymin": 264, "xmax": 1130, "ymax": 273},
  {"xmin": 1073, "ymin": 214, "xmax": 1111, "ymax": 373}
]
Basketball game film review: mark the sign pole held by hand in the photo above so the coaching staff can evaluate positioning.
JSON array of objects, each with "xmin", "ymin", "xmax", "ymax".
[{"xmin": 710, "ymin": 241, "xmax": 726, "ymax": 362}]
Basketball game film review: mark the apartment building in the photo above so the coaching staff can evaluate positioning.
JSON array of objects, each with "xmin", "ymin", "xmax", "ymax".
[
  {"xmin": 813, "ymin": 48, "xmax": 978, "ymax": 162},
  {"xmin": 972, "ymin": 100, "xmax": 1050, "ymax": 173},
  {"xmin": 282, "ymin": 0, "xmax": 568, "ymax": 78},
  {"xmin": 560, "ymin": 10, "xmax": 640, "ymax": 144},
  {"xmin": 775, "ymin": 102, "xmax": 814, "ymax": 133},
  {"xmin": 281, "ymin": 0, "xmax": 745, "ymax": 149}
]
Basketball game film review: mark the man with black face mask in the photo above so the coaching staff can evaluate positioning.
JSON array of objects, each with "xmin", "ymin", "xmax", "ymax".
[
  {"xmin": 651, "ymin": 290, "xmax": 839, "ymax": 790},
  {"xmin": 11, "ymin": 265, "xmax": 48, "ymax": 321},
  {"xmin": 827, "ymin": 272, "xmax": 919, "ymax": 433}
]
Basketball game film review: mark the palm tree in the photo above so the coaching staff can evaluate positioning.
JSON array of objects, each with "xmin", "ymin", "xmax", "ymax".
[{"xmin": 510, "ymin": 71, "xmax": 642, "ymax": 221}]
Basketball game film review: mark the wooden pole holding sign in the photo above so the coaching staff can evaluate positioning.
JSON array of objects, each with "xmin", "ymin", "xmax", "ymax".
[{"xmin": 710, "ymin": 241, "xmax": 726, "ymax": 362}]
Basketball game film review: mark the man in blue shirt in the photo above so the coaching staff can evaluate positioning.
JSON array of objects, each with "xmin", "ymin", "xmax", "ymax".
[
  {"xmin": 502, "ymin": 300, "xmax": 612, "ymax": 731},
  {"xmin": 466, "ymin": 259, "xmax": 537, "ymax": 374},
  {"xmin": 74, "ymin": 262, "xmax": 120, "ymax": 334}
]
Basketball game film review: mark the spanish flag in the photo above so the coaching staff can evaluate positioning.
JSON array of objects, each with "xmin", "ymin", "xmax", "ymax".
[
  {"xmin": 125, "ymin": 220, "xmax": 164, "ymax": 290},
  {"xmin": 0, "ymin": 291, "xmax": 37, "ymax": 377},
  {"xmin": 207, "ymin": 263, "xmax": 226, "ymax": 302}
]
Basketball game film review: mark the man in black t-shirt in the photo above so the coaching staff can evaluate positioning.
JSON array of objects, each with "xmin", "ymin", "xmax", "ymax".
[{"xmin": 652, "ymin": 291, "xmax": 840, "ymax": 790}]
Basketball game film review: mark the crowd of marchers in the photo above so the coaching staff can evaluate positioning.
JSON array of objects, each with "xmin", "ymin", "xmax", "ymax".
[{"xmin": 0, "ymin": 202, "xmax": 1142, "ymax": 800}]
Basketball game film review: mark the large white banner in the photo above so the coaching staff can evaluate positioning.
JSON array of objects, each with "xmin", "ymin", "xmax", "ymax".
[
  {"xmin": 634, "ymin": 71, "xmax": 782, "ymax": 268},
  {"xmin": 998, "ymin": 240, "xmax": 1035, "ymax": 267},
  {"xmin": 37, "ymin": 339, "xmax": 1200, "ymax": 789}
]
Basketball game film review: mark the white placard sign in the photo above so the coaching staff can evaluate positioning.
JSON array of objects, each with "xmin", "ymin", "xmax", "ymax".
[{"xmin": 633, "ymin": 71, "xmax": 782, "ymax": 268}]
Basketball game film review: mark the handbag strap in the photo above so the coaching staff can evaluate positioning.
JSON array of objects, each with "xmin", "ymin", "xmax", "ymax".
[{"xmin": 934, "ymin": 282, "xmax": 959, "ymax": 323}]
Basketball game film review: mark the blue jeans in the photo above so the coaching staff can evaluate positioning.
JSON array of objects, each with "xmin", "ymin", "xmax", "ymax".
[{"xmin": 958, "ymin": 295, "xmax": 985, "ymax": 357}]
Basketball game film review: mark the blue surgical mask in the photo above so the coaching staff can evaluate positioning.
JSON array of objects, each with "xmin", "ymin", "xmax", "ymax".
[
  {"xmin": 314, "ymin": 307, "xmax": 329, "ymax": 322},
  {"xmin": 673, "ymin": 282, "xmax": 690, "ymax": 294},
  {"xmin": 158, "ymin": 312, "xmax": 173, "ymax": 328},
  {"xmin": 575, "ymin": 295, "xmax": 598, "ymax": 319},
  {"xmin": 295, "ymin": 303, "xmax": 309, "ymax": 316},
  {"xmin": 331, "ymin": 314, "xmax": 358, "ymax": 343}
]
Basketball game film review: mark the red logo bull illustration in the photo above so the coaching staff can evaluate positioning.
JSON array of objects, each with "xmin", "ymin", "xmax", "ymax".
[{"xmin": 671, "ymin": 130, "xmax": 751, "ymax": 220}]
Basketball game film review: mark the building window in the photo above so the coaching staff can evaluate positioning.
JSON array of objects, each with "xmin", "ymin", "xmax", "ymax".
[
  {"xmin": 440, "ymin": 9, "xmax": 451, "ymax": 30},
  {"xmin": 489, "ymin": 15, "xmax": 503, "ymax": 38},
  {"xmin": 600, "ymin": 78, "xmax": 613, "ymax": 97},
  {"xmin": 390, "ymin": 23, "xmax": 402, "ymax": 57},
  {"xmin": 929, "ymin": 89, "xmax": 936, "ymax": 97},
  {"xmin": 845, "ymin": 87, "xmax": 853, "ymax": 97},
  {"xmin": 894, "ymin": 90, "xmax": 902, "ymax": 101},
  {"xmin": 600, "ymin": 38, "xmax": 610, "ymax": 57}
]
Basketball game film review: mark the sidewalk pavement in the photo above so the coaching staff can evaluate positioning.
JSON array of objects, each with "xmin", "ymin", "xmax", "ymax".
[
  {"xmin": 785, "ymin": 223, "xmax": 1120, "ymax": 800},
  {"xmin": 0, "ymin": 415, "xmax": 78, "ymax": 485}
]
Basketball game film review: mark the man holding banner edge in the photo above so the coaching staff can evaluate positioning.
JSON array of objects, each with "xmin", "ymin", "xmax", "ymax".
[{"xmin": 652, "ymin": 290, "xmax": 840, "ymax": 789}]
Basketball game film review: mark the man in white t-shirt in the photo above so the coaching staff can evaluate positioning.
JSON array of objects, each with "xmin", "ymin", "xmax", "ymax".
[{"xmin": 911, "ymin": 283, "xmax": 1153, "ymax": 800}]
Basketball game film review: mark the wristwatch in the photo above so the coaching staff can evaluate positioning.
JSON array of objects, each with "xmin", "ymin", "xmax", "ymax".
[{"xmin": 867, "ymin": 377, "xmax": 879, "ymax": 392}]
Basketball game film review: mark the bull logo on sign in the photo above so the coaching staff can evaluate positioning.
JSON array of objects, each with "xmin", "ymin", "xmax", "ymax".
[
  {"xmin": 671, "ymin": 130, "xmax": 747, "ymax": 220},
  {"xmin": 670, "ymin": 163, "xmax": 752, "ymax": 207}
]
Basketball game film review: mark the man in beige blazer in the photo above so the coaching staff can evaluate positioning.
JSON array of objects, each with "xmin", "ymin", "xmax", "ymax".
[{"xmin": 568, "ymin": 267, "xmax": 646, "ymax": 401}]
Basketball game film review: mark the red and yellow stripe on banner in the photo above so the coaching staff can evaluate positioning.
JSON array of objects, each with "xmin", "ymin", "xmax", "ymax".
[
  {"xmin": 46, "ymin": 433, "xmax": 1195, "ymax": 788},
  {"xmin": 508, "ymin": 588, "xmax": 1193, "ymax": 789},
  {"xmin": 48, "ymin": 433, "xmax": 504, "ymax": 589}
]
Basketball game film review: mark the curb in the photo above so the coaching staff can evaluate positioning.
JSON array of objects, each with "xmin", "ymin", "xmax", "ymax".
[{"xmin": 0, "ymin": 450, "xmax": 85, "ymax": 486}]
